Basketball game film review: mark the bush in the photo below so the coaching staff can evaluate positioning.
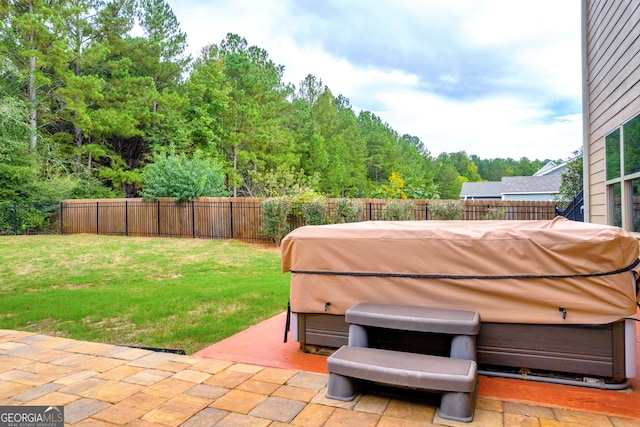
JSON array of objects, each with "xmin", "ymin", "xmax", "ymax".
[
  {"xmin": 260, "ymin": 197, "xmax": 292, "ymax": 245},
  {"xmin": 430, "ymin": 200, "xmax": 464, "ymax": 220},
  {"xmin": 302, "ymin": 198, "xmax": 329, "ymax": 225},
  {"xmin": 0, "ymin": 202, "xmax": 59, "ymax": 235},
  {"xmin": 382, "ymin": 199, "xmax": 415, "ymax": 220},
  {"xmin": 484, "ymin": 206, "xmax": 506, "ymax": 220},
  {"xmin": 333, "ymin": 198, "xmax": 364, "ymax": 223},
  {"xmin": 140, "ymin": 152, "xmax": 228, "ymax": 202}
]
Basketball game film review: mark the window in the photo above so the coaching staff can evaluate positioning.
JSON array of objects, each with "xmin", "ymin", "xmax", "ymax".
[{"xmin": 605, "ymin": 114, "xmax": 640, "ymax": 231}]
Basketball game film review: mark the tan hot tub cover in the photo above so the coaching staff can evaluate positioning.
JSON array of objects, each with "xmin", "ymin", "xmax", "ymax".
[{"xmin": 281, "ymin": 218, "xmax": 640, "ymax": 324}]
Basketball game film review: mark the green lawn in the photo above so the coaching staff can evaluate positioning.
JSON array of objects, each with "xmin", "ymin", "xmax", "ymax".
[{"xmin": 0, "ymin": 235, "xmax": 290, "ymax": 354}]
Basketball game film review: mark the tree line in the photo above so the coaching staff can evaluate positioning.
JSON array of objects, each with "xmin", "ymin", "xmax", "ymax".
[{"xmin": 0, "ymin": 1, "xmax": 559, "ymax": 202}]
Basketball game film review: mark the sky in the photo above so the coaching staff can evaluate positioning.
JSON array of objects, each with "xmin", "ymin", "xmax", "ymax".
[{"xmin": 165, "ymin": 0, "xmax": 583, "ymax": 162}]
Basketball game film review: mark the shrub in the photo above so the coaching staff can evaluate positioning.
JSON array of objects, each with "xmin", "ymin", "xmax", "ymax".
[
  {"xmin": 382, "ymin": 199, "xmax": 415, "ymax": 220},
  {"xmin": 260, "ymin": 197, "xmax": 292, "ymax": 245},
  {"xmin": 430, "ymin": 200, "xmax": 464, "ymax": 220},
  {"xmin": 333, "ymin": 198, "xmax": 364, "ymax": 223},
  {"xmin": 302, "ymin": 198, "xmax": 329, "ymax": 225},
  {"xmin": 484, "ymin": 206, "xmax": 506, "ymax": 220},
  {"xmin": 140, "ymin": 152, "xmax": 228, "ymax": 202},
  {"xmin": 0, "ymin": 202, "xmax": 58, "ymax": 234}
]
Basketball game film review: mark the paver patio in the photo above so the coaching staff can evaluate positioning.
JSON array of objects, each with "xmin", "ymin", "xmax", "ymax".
[{"xmin": 0, "ymin": 312, "xmax": 639, "ymax": 426}]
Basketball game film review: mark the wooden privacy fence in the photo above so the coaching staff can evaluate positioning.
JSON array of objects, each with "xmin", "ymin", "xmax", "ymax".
[{"xmin": 58, "ymin": 198, "xmax": 559, "ymax": 242}]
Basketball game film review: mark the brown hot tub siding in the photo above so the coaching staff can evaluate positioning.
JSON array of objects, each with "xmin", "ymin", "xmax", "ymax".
[{"xmin": 295, "ymin": 313, "xmax": 626, "ymax": 382}]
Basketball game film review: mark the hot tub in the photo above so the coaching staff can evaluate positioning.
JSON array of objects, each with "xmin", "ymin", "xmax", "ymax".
[{"xmin": 281, "ymin": 218, "xmax": 640, "ymax": 387}]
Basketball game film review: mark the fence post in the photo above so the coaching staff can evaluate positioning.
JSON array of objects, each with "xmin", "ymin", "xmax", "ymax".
[
  {"xmin": 125, "ymin": 200, "xmax": 129, "ymax": 236},
  {"xmin": 229, "ymin": 200, "xmax": 234, "ymax": 239},
  {"xmin": 157, "ymin": 200, "xmax": 161, "ymax": 236},
  {"xmin": 59, "ymin": 202, "xmax": 63, "ymax": 235},
  {"xmin": 13, "ymin": 201, "xmax": 17, "ymax": 235},
  {"xmin": 96, "ymin": 201, "xmax": 99, "ymax": 235},
  {"xmin": 425, "ymin": 202, "xmax": 429, "ymax": 220},
  {"xmin": 191, "ymin": 200, "xmax": 195, "ymax": 238},
  {"xmin": 368, "ymin": 202, "xmax": 372, "ymax": 220}
]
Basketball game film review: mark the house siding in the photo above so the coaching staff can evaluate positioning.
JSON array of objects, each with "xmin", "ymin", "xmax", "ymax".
[{"xmin": 584, "ymin": 0, "xmax": 640, "ymax": 224}]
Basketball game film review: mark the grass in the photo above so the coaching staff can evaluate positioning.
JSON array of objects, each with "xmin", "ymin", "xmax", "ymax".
[{"xmin": 0, "ymin": 235, "xmax": 290, "ymax": 354}]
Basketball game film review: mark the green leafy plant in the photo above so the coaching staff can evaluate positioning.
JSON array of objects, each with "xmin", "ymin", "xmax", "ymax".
[
  {"xmin": 556, "ymin": 149, "xmax": 583, "ymax": 208},
  {"xmin": 259, "ymin": 197, "xmax": 292, "ymax": 245},
  {"xmin": 302, "ymin": 198, "xmax": 329, "ymax": 225},
  {"xmin": 333, "ymin": 198, "xmax": 364, "ymax": 223},
  {"xmin": 140, "ymin": 151, "xmax": 228, "ymax": 202},
  {"xmin": 484, "ymin": 206, "xmax": 506, "ymax": 220},
  {"xmin": 382, "ymin": 199, "xmax": 415, "ymax": 220},
  {"xmin": 430, "ymin": 200, "xmax": 464, "ymax": 220}
]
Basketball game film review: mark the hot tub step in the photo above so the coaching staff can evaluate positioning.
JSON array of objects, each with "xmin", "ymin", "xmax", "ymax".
[{"xmin": 327, "ymin": 345, "xmax": 478, "ymax": 423}]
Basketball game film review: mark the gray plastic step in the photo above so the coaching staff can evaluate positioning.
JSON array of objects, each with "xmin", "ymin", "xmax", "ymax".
[
  {"xmin": 327, "ymin": 345, "xmax": 478, "ymax": 422},
  {"xmin": 346, "ymin": 303, "xmax": 481, "ymax": 335}
]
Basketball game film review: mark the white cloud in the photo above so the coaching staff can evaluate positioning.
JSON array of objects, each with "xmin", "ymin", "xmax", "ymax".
[{"xmin": 166, "ymin": 0, "xmax": 582, "ymax": 161}]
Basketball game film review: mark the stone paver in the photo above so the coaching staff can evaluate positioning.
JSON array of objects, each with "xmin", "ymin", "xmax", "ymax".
[
  {"xmin": 13, "ymin": 382, "xmax": 62, "ymax": 402},
  {"xmin": 59, "ymin": 378, "xmax": 105, "ymax": 395},
  {"xmin": 122, "ymin": 368, "xmax": 173, "ymax": 386},
  {"xmin": 64, "ymin": 397, "xmax": 112, "ymax": 424},
  {"xmin": 171, "ymin": 369, "xmax": 211, "ymax": 384},
  {"xmin": 384, "ymin": 397, "xmax": 436, "ymax": 423},
  {"xmin": 286, "ymin": 371, "xmax": 328, "ymax": 391},
  {"xmin": 215, "ymin": 412, "xmax": 271, "ymax": 427},
  {"xmin": 249, "ymin": 396, "xmax": 306, "ymax": 423},
  {"xmin": 180, "ymin": 407, "xmax": 229, "ymax": 426},
  {"xmin": 66, "ymin": 341, "xmax": 115, "ymax": 355},
  {"xmin": 433, "ymin": 406, "xmax": 504, "ymax": 426},
  {"xmin": 21, "ymin": 390, "xmax": 79, "ymax": 406},
  {"xmin": 50, "ymin": 352, "xmax": 95, "ymax": 367},
  {"xmin": 251, "ymin": 367, "xmax": 297, "ymax": 384},
  {"xmin": 15, "ymin": 365, "xmax": 75, "ymax": 385},
  {"xmin": 290, "ymin": 403, "xmax": 336, "ymax": 427},
  {"xmin": 0, "ymin": 354, "xmax": 32, "ymax": 371},
  {"xmin": 32, "ymin": 336, "xmax": 78, "ymax": 349},
  {"xmin": 95, "ymin": 364, "xmax": 145, "ymax": 381},
  {"xmin": 55, "ymin": 370, "xmax": 99, "ymax": 386},
  {"xmin": 271, "ymin": 384, "xmax": 318, "ymax": 403},
  {"xmin": 99, "ymin": 346, "xmax": 153, "ymax": 360},
  {"xmin": 324, "ymin": 407, "xmax": 380, "ymax": 426},
  {"xmin": 141, "ymin": 394, "xmax": 210, "ymax": 426},
  {"xmin": 15, "ymin": 334, "xmax": 52, "ymax": 344},
  {"xmin": 355, "ymin": 394, "xmax": 391, "ymax": 415},
  {"xmin": 236, "ymin": 378, "xmax": 281, "ymax": 395},
  {"xmin": 73, "ymin": 356, "xmax": 126, "ymax": 372},
  {"xmin": 0, "ymin": 381, "xmax": 31, "ymax": 399},
  {"xmin": 0, "ymin": 369, "xmax": 33, "ymax": 382},
  {"xmin": 190, "ymin": 358, "xmax": 234, "ymax": 374},
  {"xmin": 140, "ymin": 377, "xmax": 194, "ymax": 399},
  {"xmin": 184, "ymin": 383, "xmax": 229, "ymax": 400},
  {"xmin": 78, "ymin": 380, "xmax": 143, "ymax": 403},
  {"xmin": 91, "ymin": 392, "xmax": 167, "ymax": 425},
  {"xmin": 504, "ymin": 401, "xmax": 555, "ymax": 419},
  {"xmin": 211, "ymin": 389, "xmax": 267, "ymax": 414},
  {"xmin": 204, "ymin": 368, "xmax": 254, "ymax": 389},
  {"xmin": 378, "ymin": 415, "xmax": 437, "ymax": 426}
]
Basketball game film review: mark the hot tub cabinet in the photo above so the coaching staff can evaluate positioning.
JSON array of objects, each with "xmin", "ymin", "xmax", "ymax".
[{"xmin": 281, "ymin": 218, "xmax": 640, "ymax": 387}]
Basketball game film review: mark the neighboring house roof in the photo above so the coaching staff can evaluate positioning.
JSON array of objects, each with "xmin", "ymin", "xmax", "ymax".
[
  {"xmin": 460, "ymin": 175, "xmax": 562, "ymax": 199},
  {"xmin": 501, "ymin": 175, "xmax": 562, "ymax": 195},
  {"xmin": 533, "ymin": 161, "xmax": 568, "ymax": 177},
  {"xmin": 460, "ymin": 181, "xmax": 503, "ymax": 199}
]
